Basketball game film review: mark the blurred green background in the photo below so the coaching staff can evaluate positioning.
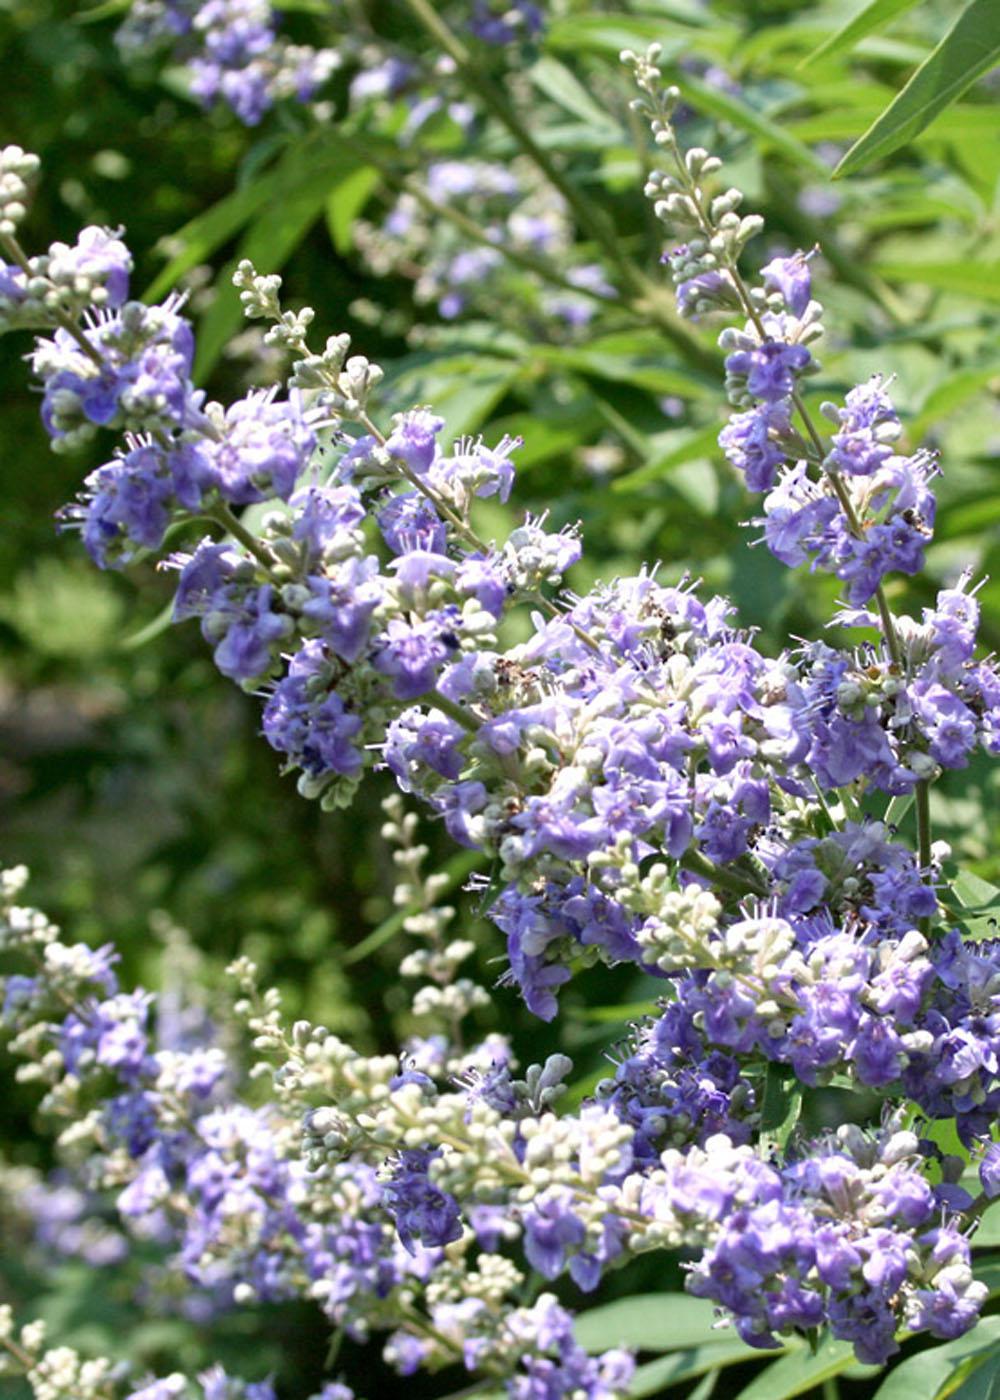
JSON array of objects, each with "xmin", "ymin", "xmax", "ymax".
[{"xmin": 0, "ymin": 0, "xmax": 998, "ymax": 1394}]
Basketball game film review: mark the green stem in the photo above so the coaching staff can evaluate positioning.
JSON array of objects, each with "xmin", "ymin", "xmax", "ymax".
[
  {"xmin": 681, "ymin": 847, "xmax": 767, "ymax": 899},
  {"xmin": 428, "ymin": 689, "xmax": 481, "ymax": 733},
  {"xmin": 0, "ymin": 230, "xmax": 106, "ymax": 368},
  {"xmin": 207, "ymin": 502, "xmax": 279, "ymax": 574},
  {"xmin": 397, "ymin": 0, "xmax": 713, "ymax": 367},
  {"xmin": 915, "ymin": 777, "xmax": 932, "ymax": 934},
  {"xmin": 964, "ymin": 1189, "xmax": 999, "ymax": 1229}
]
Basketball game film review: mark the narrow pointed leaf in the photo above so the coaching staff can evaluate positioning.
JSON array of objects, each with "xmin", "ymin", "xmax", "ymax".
[
  {"xmin": 734, "ymin": 1336, "xmax": 856, "ymax": 1400},
  {"xmin": 871, "ymin": 1318, "xmax": 1000, "ymax": 1399},
  {"xmin": 575, "ymin": 1295, "xmax": 736, "ymax": 1354},
  {"xmin": 679, "ymin": 75, "xmax": 829, "ymax": 177},
  {"xmin": 799, "ymin": 0, "xmax": 922, "ymax": 70},
  {"xmin": 835, "ymin": 0, "xmax": 1000, "ymax": 177}
]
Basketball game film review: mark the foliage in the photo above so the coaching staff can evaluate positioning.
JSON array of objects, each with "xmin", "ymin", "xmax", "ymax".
[{"xmin": 0, "ymin": 2, "xmax": 998, "ymax": 1399}]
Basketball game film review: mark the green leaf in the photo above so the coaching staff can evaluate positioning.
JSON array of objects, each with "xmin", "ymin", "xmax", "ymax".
[
  {"xmin": 538, "ymin": 332, "xmax": 717, "ymax": 397},
  {"xmin": 191, "ymin": 143, "xmax": 368, "ymax": 379},
  {"xmin": 612, "ymin": 423, "xmax": 722, "ymax": 493},
  {"xmin": 529, "ymin": 55, "xmax": 619, "ymax": 133},
  {"xmin": 883, "ymin": 792, "xmax": 915, "ymax": 829},
  {"xmin": 951, "ymin": 1354, "xmax": 1000, "ymax": 1400},
  {"xmin": 972, "ymin": 1257, "xmax": 1000, "ymax": 1297},
  {"xmin": 974, "ymin": 1207, "xmax": 1000, "ymax": 1249},
  {"xmin": 913, "ymin": 367, "xmax": 1000, "ymax": 438},
  {"xmin": 325, "ymin": 164, "xmax": 379, "ymax": 254},
  {"xmin": 75, "ymin": 0, "xmax": 130, "ymax": 21},
  {"xmin": 835, "ymin": 0, "xmax": 1000, "ymax": 177},
  {"xmin": 758, "ymin": 1063, "xmax": 803, "ymax": 1150},
  {"xmin": 575, "ymin": 1295, "xmax": 734, "ymax": 1354},
  {"xmin": 380, "ymin": 353, "xmax": 524, "ymax": 441},
  {"xmin": 629, "ymin": 1339, "xmax": 797, "ymax": 1397},
  {"xmin": 799, "ymin": 0, "xmax": 923, "ymax": 70},
  {"xmin": 544, "ymin": 16, "xmax": 690, "ymax": 57},
  {"xmin": 734, "ymin": 1335, "xmax": 857, "ymax": 1400},
  {"xmin": 951, "ymin": 869, "xmax": 1000, "ymax": 910},
  {"xmin": 874, "ymin": 262, "xmax": 1000, "ymax": 303},
  {"xmin": 677, "ymin": 75, "xmax": 830, "ymax": 178},
  {"xmin": 871, "ymin": 1318, "xmax": 1000, "ymax": 1400},
  {"xmin": 579, "ymin": 1000, "xmax": 660, "ymax": 1024}
]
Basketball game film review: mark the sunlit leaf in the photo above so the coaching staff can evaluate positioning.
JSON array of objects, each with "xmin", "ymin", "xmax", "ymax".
[
  {"xmin": 875, "ymin": 261, "xmax": 1000, "ymax": 303},
  {"xmin": 835, "ymin": 0, "xmax": 1000, "ymax": 177},
  {"xmin": 734, "ymin": 1335, "xmax": 857, "ymax": 1400},
  {"xmin": 678, "ymin": 75, "xmax": 829, "ymax": 178},
  {"xmin": 575, "ymin": 1295, "xmax": 733, "ymax": 1353},
  {"xmin": 799, "ymin": 0, "xmax": 923, "ymax": 70},
  {"xmin": 871, "ymin": 1318, "xmax": 1000, "ymax": 1399}
]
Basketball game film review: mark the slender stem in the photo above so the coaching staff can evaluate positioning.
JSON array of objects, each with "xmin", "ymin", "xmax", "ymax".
[
  {"xmin": 0, "ymin": 230, "xmax": 106, "ymax": 368},
  {"xmin": 428, "ymin": 689, "xmax": 480, "ymax": 733},
  {"xmin": 915, "ymin": 778, "xmax": 932, "ymax": 873},
  {"xmin": 963, "ymin": 1189, "xmax": 999, "ymax": 1228},
  {"xmin": 0, "ymin": 1332, "xmax": 38, "ymax": 1373},
  {"xmin": 206, "ymin": 502, "xmax": 280, "ymax": 574},
  {"xmin": 681, "ymin": 847, "xmax": 767, "ymax": 899},
  {"xmin": 397, "ymin": 0, "xmax": 713, "ymax": 367}
]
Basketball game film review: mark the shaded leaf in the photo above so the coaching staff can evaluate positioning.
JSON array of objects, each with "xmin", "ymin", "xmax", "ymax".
[
  {"xmin": 759, "ymin": 1063, "xmax": 803, "ymax": 1150},
  {"xmin": 835, "ymin": 0, "xmax": 1000, "ymax": 177}
]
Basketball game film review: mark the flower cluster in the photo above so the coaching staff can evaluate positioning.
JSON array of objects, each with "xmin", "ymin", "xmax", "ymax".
[
  {"xmin": 3, "ymin": 45, "xmax": 1000, "ymax": 1390},
  {"xmin": 630, "ymin": 49, "xmax": 936, "ymax": 610},
  {"xmin": 354, "ymin": 156, "xmax": 613, "ymax": 329},
  {"xmin": 115, "ymin": 0, "xmax": 339, "ymax": 124},
  {"xmin": 0, "ymin": 1302, "xmax": 341, "ymax": 1400}
]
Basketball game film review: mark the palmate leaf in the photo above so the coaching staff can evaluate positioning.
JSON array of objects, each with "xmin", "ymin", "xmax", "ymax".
[
  {"xmin": 798, "ymin": 0, "xmax": 924, "ymax": 70},
  {"xmin": 834, "ymin": 0, "xmax": 1000, "ymax": 177}
]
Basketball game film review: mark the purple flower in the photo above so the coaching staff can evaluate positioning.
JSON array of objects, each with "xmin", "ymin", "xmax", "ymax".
[
  {"xmin": 378, "ymin": 491, "xmax": 447, "ymax": 555},
  {"xmin": 372, "ymin": 612, "xmax": 460, "ymax": 700},
  {"xmin": 263, "ymin": 641, "xmax": 363, "ymax": 779},
  {"xmin": 725, "ymin": 340, "xmax": 811, "ymax": 404},
  {"xmin": 197, "ymin": 390, "xmax": 315, "ymax": 504},
  {"xmin": 49, "ymin": 225, "xmax": 133, "ymax": 308},
  {"xmin": 719, "ymin": 402, "xmax": 790, "ymax": 492},
  {"xmin": 382, "ymin": 1150, "xmax": 462, "ymax": 1253},
  {"xmin": 761, "ymin": 251, "xmax": 812, "ymax": 316},
  {"xmin": 522, "ymin": 1188, "xmax": 586, "ymax": 1278},
  {"xmin": 385, "ymin": 409, "xmax": 444, "ymax": 475}
]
